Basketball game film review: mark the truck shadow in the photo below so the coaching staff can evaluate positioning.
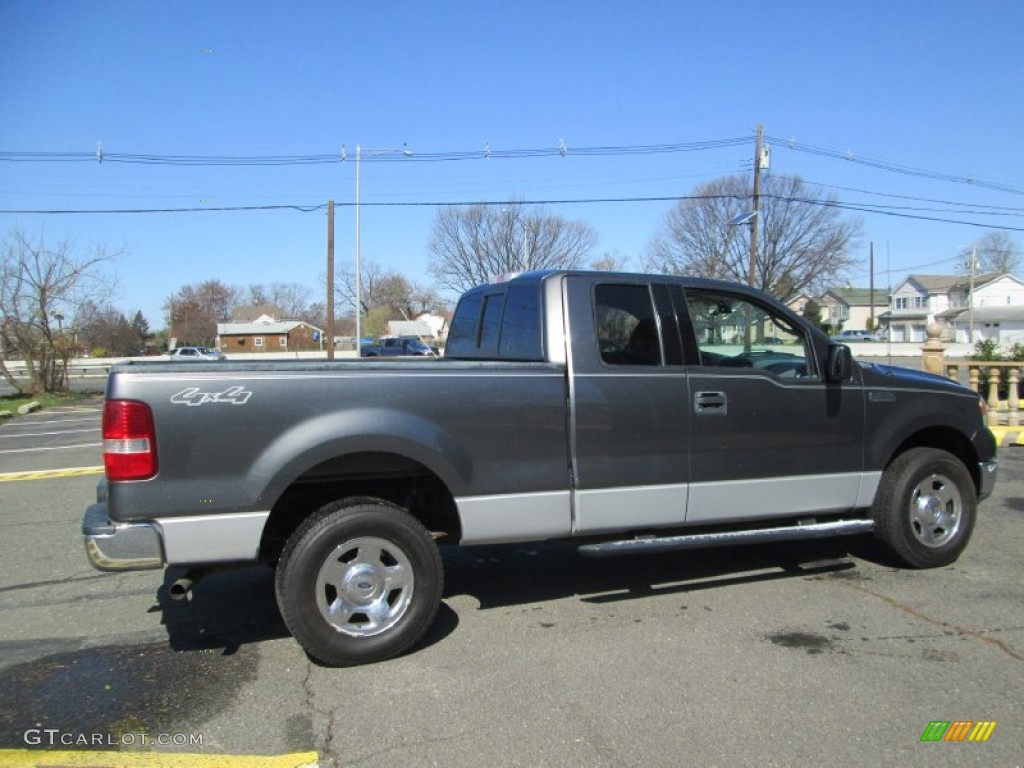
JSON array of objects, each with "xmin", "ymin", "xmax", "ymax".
[
  {"xmin": 155, "ymin": 538, "xmax": 867, "ymax": 660},
  {"xmin": 441, "ymin": 537, "xmax": 866, "ymax": 609}
]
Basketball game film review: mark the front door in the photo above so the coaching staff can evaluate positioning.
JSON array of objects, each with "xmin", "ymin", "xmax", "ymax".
[{"xmin": 680, "ymin": 287, "xmax": 867, "ymax": 524}]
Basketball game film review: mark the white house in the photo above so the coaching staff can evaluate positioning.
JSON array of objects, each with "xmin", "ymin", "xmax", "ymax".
[{"xmin": 882, "ymin": 273, "xmax": 1017, "ymax": 342}]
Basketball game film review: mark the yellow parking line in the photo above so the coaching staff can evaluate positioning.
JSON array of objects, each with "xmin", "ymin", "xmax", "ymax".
[
  {"xmin": 0, "ymin": 750, "xmax": 319, "ymax": 768},
  {"xmin": 0, "ymin": 466, "xmax": 104, "ymax": 482}
]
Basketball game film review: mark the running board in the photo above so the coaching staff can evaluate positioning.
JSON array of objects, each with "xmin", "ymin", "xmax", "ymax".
[{"xmin": 577, "ymin": 519, "xmax": 875, "ymax": 558}]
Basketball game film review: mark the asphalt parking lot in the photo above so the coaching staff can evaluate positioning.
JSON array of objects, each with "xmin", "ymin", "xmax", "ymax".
[{"xmin": 0, "ymin": 398, "xmax": 1021, "ymax": 767}]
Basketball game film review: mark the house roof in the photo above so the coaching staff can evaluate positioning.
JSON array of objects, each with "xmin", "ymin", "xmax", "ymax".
[
  {"xmin": 902, "ymin": 273, "xmax": 1003, "ymax": 294},
  {"xmin": 231, "ymin": 305, "xmax": 282, "ymax": 323},
  {"xmin": 820, "ymin": 287, "xmax": 890, "ymax": 306},
  {"xmin": 218, "ymin": 320, "xmax": 322, "ymax": 335},
  {"xmin": 948, "ymin": 306, "xmax": 1024, "ymax": 324},
  {"xmin": 387, "ymin": 320, "xmax": 435, "ymax": 337}
]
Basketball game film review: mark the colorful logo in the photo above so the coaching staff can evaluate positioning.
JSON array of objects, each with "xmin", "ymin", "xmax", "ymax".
[{"xmin": 920, "ymin": 721, "xmax": 996, "ymax": 742}]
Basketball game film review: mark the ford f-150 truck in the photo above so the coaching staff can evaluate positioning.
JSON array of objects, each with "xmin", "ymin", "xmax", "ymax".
[{"xmin": 82, "ymin": 271, "xmax": 998, "ymax": 666}]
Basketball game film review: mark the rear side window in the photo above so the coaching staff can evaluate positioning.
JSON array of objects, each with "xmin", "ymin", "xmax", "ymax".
[
  {"xmin": 498, "ymin": 285, "xmax": 542, "ymax": 360},
  {"xmin": 445, "ymin": 293, "xmax": 483, "ymax": 358},
  {"xmin": 445, "ymin": 284, "xmax": 544, "ymax": 360}
]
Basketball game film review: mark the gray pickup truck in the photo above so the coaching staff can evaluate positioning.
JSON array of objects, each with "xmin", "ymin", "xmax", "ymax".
[{"xmin": 83, "ymin": 270, "xmax": 997, "ymax": 666}]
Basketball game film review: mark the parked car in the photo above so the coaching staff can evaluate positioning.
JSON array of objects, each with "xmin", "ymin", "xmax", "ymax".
[
  {"xmin": 360, "ymin": 336, "xmax": 437, "ymax": 357},
  {"xmin": 168, "ymin": 346, "xmax": 225, "ymax": 361},
  {"xmin": 836, "ymin": 330, "xmax": 880, "ymax": 342}
]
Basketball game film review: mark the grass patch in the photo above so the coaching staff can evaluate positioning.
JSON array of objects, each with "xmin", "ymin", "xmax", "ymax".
[{"xmin": 0, "ymin": 391, "xmax": 99, "ymax": 414}]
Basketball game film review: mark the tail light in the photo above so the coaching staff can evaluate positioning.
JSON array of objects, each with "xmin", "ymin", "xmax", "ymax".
[{"xmin": 103, "ymin": 400, "xmax": 158, "ymax": 481}]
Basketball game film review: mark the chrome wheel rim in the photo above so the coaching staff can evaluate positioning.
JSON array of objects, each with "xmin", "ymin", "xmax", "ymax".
[
  {"xmin": 909, "ymin": 472, "xmax": 962, "ymax": 548},
  {"xmin": 315, "ymin": 536, "xmax": 414, "ymax": 637}
]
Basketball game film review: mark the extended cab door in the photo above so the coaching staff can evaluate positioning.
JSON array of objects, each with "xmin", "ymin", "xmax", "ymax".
[
  {"xmin": 679, "ymin": 285, "xmax": 868, "ymax": 524},
  {"xmin": 565, "ymin": 276, "xmax": 691, "ymax": 534}
]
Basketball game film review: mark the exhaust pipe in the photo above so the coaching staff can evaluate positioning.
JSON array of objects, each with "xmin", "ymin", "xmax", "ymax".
[{"xmin": 169, "ymin": 569, "xmax": 202, "ymax": 601}]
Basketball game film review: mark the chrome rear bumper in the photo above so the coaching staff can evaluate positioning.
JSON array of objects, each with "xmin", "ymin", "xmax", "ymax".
[{"xmin": 82, "ymin": 503, "xmax": 163, "ymax": 571}]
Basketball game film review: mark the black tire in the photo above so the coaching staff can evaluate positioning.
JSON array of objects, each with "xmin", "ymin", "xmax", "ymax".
[
  {"xmin": 872, "ymin": 447, "xmax": 977, "ymax": 569},
  {"xmin": 275, "ymin": 497, "xmax": 443, "ymax": 666}
]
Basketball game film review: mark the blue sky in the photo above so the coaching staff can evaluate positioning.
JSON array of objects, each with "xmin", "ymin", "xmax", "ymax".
[{"xmin": 2, "ymin": 0, "xmax": 1022, "ymax": 328}]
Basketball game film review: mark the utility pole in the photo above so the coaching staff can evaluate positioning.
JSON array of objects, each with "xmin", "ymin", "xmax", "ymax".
[
  {"xmin": 326, "ymin": 200, "xmax": 335, "ymax": 360},
  {"xmin": 748, "ymin": 123, "xmax": 764, "ymax": 288},
  {"xmin": 869, "ymin": 242, "xmax": 875, "ymax": 330},
  {"xmin": 968, "ymin": 245, "xmax": 977, "ymax": 344}
]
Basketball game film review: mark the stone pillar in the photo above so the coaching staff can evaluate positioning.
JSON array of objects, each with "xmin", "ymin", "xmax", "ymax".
[{"xmin": 920, "ymin": 322, "xmax": 946, "ymax": 376}]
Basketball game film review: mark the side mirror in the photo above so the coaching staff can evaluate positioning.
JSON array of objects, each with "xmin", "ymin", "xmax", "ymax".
[{"xmin": 827, "ymin": 344, "xmax": 853, "ymax": 382}]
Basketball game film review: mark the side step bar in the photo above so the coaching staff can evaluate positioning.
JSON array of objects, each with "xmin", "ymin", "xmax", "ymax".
[{"xmin": 577, "ymin": 519, "xmax": 875, "ymax": 558}]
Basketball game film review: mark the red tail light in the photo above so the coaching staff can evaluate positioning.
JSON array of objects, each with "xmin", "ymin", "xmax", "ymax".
[{"xmin": 103, "ymin": 400, "xmax": 158, "ymax": 481}]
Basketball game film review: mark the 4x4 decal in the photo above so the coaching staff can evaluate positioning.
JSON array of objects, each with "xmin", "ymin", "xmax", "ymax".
[{"xmin": 170, "ymin": 386, "xmax": 253, "ymax": 407}]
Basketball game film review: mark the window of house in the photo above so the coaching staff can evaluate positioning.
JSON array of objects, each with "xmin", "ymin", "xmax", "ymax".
[
  {"xmin": 913, "ymin": 296, "xmax": 927, "ymax": 309},
  {"xmin": 279, "ymin": 336, "xmax": 287, "ymax": 346},
  {"xmin": 894, "ymin": 297, "xmax": 908, "ymax": 310},
  {"xmin": 254, "ymin": 337, "xmax": 264, "ymax": 347}
]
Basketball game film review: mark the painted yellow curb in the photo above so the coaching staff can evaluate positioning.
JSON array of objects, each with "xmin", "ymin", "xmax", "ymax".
[
  {"xmin": 0, "ymin": 750, "xmax": 318, "ymax": 768},
  {"xmin": 0, "ymin": 466, "xmax": 104, "ymax": 483}
]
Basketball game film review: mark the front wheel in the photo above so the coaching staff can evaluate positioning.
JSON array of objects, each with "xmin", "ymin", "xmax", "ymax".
[
  {"xmin": 275, "ymin": 498, "xmax": 443, "ymax": 666},
  {"xmin": 872, "ymin": 447, "xmax": 977, "ymax": 568}
]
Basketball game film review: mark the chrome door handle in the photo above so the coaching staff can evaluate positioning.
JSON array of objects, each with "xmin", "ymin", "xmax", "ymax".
[{"xmin": 694, "ymin": 391, "xmax": 728, "ymax": 416}]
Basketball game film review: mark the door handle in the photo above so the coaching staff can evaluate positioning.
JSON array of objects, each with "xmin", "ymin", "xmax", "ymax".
[{"xmin": 694, "ymin": 391, "xmax": 728, "ymax": 416}]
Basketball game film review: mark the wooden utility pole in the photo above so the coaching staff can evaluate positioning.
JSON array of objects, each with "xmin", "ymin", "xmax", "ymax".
[
  {"xmin": 326, "ymin": 200, "xmax": 335, "ymax": 360},
  {"xmin": 748, "ymin": 123, "xmax": 763, "ymax": 288}
]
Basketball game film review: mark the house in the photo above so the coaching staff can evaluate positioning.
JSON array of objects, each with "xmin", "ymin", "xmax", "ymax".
[
  {"xmin": 817, "ymin": 287, "xmax": 889, "ymax": 333},
  {"xmin": 882, "ymin": 273, "xmax": 1024, "ymax": 342},
  {"xmin": 786, "ymin": 288, "xmax": 887, "ymax": 333},
  {"xmin": 386, "ymin": 313, "xmax": 449, "ymax": 343},
  {"xmin": 217, "ymin": 317, "xmax": 325, "ymax": 353}
]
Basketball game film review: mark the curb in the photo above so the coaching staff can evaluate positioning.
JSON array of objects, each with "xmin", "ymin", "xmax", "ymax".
[
  {"xmin": 987, "ymin": 426, "xmax": 1022, "ymax": 447},
  {"xmin": 0, "ymin": 750, "xmax": 319, "ymax": 768}
]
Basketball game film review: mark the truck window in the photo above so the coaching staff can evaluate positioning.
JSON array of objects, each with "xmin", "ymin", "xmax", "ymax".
[
  {"xmin": 478, "ymin": 293, "xmax": 505, "ymax": 352},
  {"xmin": 446, "ymin": 284, "xmax": 544, "ymax": 361},
  {"xmin": 498, "ymin": 284, "xmax": 543, "ymax": 360},
  {"xmin": 684, "ymin": 289, "xmax": 811, "ymax": 378},
  {"xmin": 595, "ymin": 284, "xmax": 661, "ymax": 366},
  {"xmin": 445, "ymin": 293, "xmax": 484, "ymax": 357}
]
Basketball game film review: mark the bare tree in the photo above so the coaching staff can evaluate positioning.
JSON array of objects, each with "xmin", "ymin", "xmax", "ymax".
[
  {"xmin": 77, "ymin": 304, "xmax": 142, "ymax": 357},
  {"xmin": 957, "ymin": 231, "xmax": 1021, "ymax": 275},
  {"xmin": 645, "ymin": 175, "xmax": 862, "ymax": 300},
  {"xmin": 0, "ymin": 228, "xmax": 119, "ymax": 394},
  {"xmin": 427, "ymin": 203, "xmax": 599, "ymax": 294},
  {"xmin": 163, "ymin": 280, "xmax": 241, "ymax": 347},
  {"xmin": 591, "ymin": 249, "xmax": 631, "ymax": 272},
  {"xmin": 244, "ymin": 281, "xmax": 314, "ymax": 319},
  {"xmin": 335, "ymin": 261, "xmax": 446, "ymax": 322}
]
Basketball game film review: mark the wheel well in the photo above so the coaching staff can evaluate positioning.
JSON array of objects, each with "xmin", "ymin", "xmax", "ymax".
[
  {"xmin": 889, "ymin": 427, "xmax": 980, "ymax": 492},
  {"xmin": 258, "ymin": 451, "xmax": 460, "ymax": 564}
]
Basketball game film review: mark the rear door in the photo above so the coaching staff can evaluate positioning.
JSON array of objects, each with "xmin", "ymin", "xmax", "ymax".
[
  {"xmin": 565, "ymin": 276, "xmax": 691, "ymax": 534},
  {"xmin": 679, "ymin": 285, "xmax": 868, "ymax": 524}
]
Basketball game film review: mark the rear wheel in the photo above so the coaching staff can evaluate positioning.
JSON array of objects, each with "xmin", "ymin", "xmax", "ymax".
[
  {"xmin": 872, "ymin": 447, "xmax": 977, "ymax": 568},
  {"xmin": 275, "ymin": 497, "xmax": 443, "ymax": 666}
]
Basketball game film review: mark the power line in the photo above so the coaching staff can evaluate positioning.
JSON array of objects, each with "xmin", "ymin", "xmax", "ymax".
[
  {"xmin": 766, "ymin": 134, "xmax": 1024, "ymax": 196},
  {"xmin": 4, "ymin": 193, "xmax": 1024, "ymax": 231},
  {"xmin": 0, "ymin": 138, "xmax": 752, "ymax": 166}
]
